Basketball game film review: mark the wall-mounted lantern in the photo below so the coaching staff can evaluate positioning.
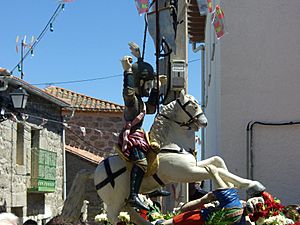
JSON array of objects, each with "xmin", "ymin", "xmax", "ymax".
[{"xmin": 9, "ymin": 87, "xmax": 29, "ymax": 109}]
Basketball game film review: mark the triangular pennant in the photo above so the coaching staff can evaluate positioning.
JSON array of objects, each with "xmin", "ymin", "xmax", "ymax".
[
  {"xmin": 40, "ymin": 118, "xmax": 48, "ymax": 126},
  {"xmin": 95, "ymin": 129, "xmax": 103, "ymax": 137},
  {"xmin": 80, "ymin": 126, "xmax": 86, "ymax": 136}
]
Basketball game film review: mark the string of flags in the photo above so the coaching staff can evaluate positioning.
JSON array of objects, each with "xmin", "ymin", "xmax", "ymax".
[
  {"xmin": 6, "ymin": 111, "xmax": 202, "ymax": 145},
  {"xmin": 196, "ymin": 0, "xmax": 227, "ymax": 39},
  {"xmin": 136, "ymin": 0, "xmax": 226, "ymax": 39},
  {"xmin": 205, "ymin": 0, "xmax": 227, "ymax": 39},
  {"xmin": 8, "ymin": 111, "xmax": 118, "ymax": 138}
]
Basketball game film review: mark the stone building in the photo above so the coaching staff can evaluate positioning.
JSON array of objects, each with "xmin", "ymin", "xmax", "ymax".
[
  {"xmin": 0, "ymin": 73, "xmax": 69, "ymax": 224},
  {"xmin": 45, "ymin": 86, "xmax": 124, "ymax": 220}
]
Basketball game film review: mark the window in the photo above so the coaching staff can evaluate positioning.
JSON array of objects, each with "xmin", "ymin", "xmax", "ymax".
[
  {"xmin": 31, "ymin": 129, "xmax": 40, "ymax": 180},
  {"xmin": 31, "ymin": 129, "xmax": 40, "ymax": 149},
  {"xmin": 16, "ymin": 123, "xmax": 24, "ymax": 165}
]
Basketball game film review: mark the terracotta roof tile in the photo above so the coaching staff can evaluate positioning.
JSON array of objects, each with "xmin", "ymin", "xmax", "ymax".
[
  {"xmin": 44, "ymin": 86, "xmax": 124, "ymax": 112},
  {"xmin": 65, "ymin": 144, "xmax": 104, "ymax": 164}
]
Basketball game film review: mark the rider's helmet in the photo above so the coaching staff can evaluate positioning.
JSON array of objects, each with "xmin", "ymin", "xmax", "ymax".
[{"xmin": 132, "ymin": 59, "xmax": 155, "ymax": 97}]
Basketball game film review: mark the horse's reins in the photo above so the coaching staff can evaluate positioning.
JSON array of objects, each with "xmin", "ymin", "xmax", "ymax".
[{"xmin": 159, "ymin": 99, "xmax": 204, "ymax": 128}]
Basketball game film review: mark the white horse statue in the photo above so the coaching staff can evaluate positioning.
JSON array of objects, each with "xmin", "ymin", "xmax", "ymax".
[{"xmin": 94, "ymin": 90, "xmax": 265, "ymax": 225}]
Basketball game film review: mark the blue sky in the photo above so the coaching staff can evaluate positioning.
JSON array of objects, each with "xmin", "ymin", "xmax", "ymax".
[{"xmin": 1, "ymin": 0, "xmax": 202, "ymax": 131}]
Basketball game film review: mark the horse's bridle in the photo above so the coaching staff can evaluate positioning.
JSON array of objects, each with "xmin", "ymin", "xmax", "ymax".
[{"xmin": 159, "ymin": 99, "xmax": 204, "ymax": 128}]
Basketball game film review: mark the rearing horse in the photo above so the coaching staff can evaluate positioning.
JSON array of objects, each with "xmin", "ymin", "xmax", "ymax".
[{"xmin": 94, "ymin": 90, "xmax": 265, "ymax": 224}]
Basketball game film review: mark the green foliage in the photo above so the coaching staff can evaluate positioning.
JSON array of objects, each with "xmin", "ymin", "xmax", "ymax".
[
  {"xmin": 206, "ymin": 209, "xmax": 235, "ymax": 225},
  {"xmin": 147, "ymin": 204, "xmax": 179, "ymax": 222}
]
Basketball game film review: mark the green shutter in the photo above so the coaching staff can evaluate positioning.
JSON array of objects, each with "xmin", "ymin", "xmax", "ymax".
[{"xmin": 28, "ymin": 148, "xmax": 57, "ymax": 193}]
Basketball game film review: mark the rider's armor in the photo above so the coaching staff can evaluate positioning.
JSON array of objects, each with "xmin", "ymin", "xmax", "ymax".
[{"xmin": 118, "ymin": 59, "xmax": 158, "ymax": 211}]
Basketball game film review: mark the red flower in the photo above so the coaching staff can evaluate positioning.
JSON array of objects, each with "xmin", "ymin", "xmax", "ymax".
[
  {"xmin": 139, "ymin": 209, "xmax": 148, "ymax": 220},
  {"xmin": 261, "ymin": 191, "xmax": 275, "ymax": 203}
]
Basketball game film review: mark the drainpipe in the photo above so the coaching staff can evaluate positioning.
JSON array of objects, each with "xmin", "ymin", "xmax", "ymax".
[
  {"xmin": 192, "ymin": 42, "xmax": 206, "ymax": 160},
  {"xmin": 246, "ymin": 120, "xmax": 300, "ymax": 180},
  {"xmin": 62, "ymin": 127, "xmax": 66, "ymax": 200},
  {"xmin": 10, "ymin": 122, "xmax": 14, "ymax": 211},
  {"xmin": 62, "ymin": 108, "xmax": 75, "ymax": 200}
]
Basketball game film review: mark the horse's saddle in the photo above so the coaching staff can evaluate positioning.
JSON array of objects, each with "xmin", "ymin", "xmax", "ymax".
[{"xmin": 114, "ymin": 144, "xmax": 159, "ymax": 177}]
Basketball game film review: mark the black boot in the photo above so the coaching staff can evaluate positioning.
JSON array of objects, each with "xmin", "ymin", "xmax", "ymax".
[
  {"xmin": 147, "ymin": 189, "xmax": 171, "ymax": 198},
  {"xmin": 127, "ymin": 165, "xmax": 150, "ymax": 211}
]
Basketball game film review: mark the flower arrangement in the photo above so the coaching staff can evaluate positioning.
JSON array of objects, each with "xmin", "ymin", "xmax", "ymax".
[
  {"xmin": 118, "ymin": 212, "xmax": 132, "ymax": 224},
  {"xmin": 247, "ymin": 192, "xmax": 296, "ymax": 225},
  {"xmin": 95, "ymin": 213, "xmax": 109, "ymax": 224},
  {"xmin": 284, "ymin": 205, "xmax": 300, "ymax": 223},
  {"xmin": 94, "ymin": 211, "xmax": 134, "ymax": 225}
]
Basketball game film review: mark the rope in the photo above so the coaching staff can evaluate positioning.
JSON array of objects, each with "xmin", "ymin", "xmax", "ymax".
[{"xmin": 141, "ymin": 14, "xmax": 148, "ymax": 60}]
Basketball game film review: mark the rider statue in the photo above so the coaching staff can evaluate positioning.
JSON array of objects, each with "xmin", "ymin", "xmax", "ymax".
[{"xmin": 118, "ymin": 43, "xmax": 165, "ymax": 211}]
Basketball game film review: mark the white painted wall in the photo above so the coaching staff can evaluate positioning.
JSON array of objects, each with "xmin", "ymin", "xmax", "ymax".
[{"xmin": 204, "ymin": 0, "xmax": 300, "ymax": 204}]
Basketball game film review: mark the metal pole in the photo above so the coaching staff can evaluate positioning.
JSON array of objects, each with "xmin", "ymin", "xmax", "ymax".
[
  {"xmin": 155, "ymin": 0, "xmax": 160, "ymax": 113},
  {"xmin": 21, "ymin": 40, "xmax": 24, "ymax": 79}
]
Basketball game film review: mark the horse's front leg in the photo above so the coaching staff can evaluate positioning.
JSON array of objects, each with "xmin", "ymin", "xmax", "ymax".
[
  {"xmin": 217, "ymin": 168, "xmax": 265, "ymax": 195},
  {"xmin": 197, "ymin": 156, "xmax": 233, "ymax": 187},
  {"xmin": 197, "ymin": 156, "xmax": 228, "ymax": 170}
]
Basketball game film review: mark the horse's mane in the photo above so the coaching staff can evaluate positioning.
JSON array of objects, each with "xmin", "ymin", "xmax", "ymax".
[{"xmin": 149, "ymin": 100, "xmax": 177, "ymax": 146}]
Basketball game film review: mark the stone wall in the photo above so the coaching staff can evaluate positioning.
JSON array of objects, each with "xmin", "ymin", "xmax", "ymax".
[
  {"xmin": 65, "ymin": 111, "xmax": 124, "ymax": 158},
  {"xmin": 0, "ymin": 89, "xmax": 65, "ymax": 224},
  {"xmin": 66, "ymin": 153, "xmax": 103, "ymax": 221}
]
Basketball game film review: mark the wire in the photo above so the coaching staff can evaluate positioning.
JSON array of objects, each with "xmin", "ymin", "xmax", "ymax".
[
  {"xmin": 188, "ymin": 58, "xmax": 201, "ymax": 63},
  {"xmin": 66, "ymin": 127, "xmax": 100, "ymax": 152},
  {"xmin": 32, "ymin": 74, "xmax": 122, "ymax": 86},
  {"xmin": 38, "ymin": 53, "xmax": 198, "ymax": 87},
  {"xmin": 11, "ymin": 3, "xmax": 65, "ymax": 74},
  {"xmin": 31, "ymin": 58, "xmax": 200, "ymax": 86}
]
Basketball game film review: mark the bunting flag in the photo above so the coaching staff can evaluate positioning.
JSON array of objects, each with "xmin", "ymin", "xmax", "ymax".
[
  {"xmin": 207, "ymin": 0, "xmax": 213, "ymax": 13},
  {"xmin": 212, "ymin": 4, "xmax": 226, "ymax": 39},
  {"xmin": 15, "ymin": 36, "xmax": 19, "ymax": 53},
  {"xmin": 63, "ymin": 123, "xmax": 71, "ymax": 128},
  {"xmin": 112, "ymin": 132, "xmax": 119, "ymax": 137},
  {"xmin": 10, "ymin": 113, "xmax": 19, "ymax": 123},
  {"xmin": 21, "ymin": 113, "xmax": 29, "ymax": 121},
  {"xmin": 80, "ymin": 126, "xmax": 86, "ymax": 136},
  {"xmin": 95, "ymin": 129, "xmax": 103, "ymax": 137},
  {"xmin": 134, "ymin": 0, "xmax": 149, "ymax": 15},
  {"xmin": 40, "ymin": 118, "xmax": 48, "ymax": 126},
  {"xmin": 195, "ymin": 135, "xmax": 201, "ymax": 145}
]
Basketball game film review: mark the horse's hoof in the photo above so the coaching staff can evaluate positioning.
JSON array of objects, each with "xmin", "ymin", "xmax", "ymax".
[
  {"xmin": 147, "ymin": 189, "xmax": 171, "ymax": 198},
  {"xmin": 127, "ymin": 196, "xmax": 150, "ymax": 211},
  {"xmin": 246, "ymin": 181, "xmax": 266, "ymax": 198}
]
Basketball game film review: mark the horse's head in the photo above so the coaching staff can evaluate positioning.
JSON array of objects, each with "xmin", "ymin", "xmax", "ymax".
[{"xmin": 175, "ymin": 90, "xmax": 208, "ymax": 131}]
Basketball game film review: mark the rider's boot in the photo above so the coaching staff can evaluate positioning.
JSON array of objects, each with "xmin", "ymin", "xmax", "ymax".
[
  {"xmin": 127, "ymin": 165, "xmax": 150, "ymax": 211},
  {"xmin": 147, "ymin": 189, "xmax": 171, "ymax": 198}
]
